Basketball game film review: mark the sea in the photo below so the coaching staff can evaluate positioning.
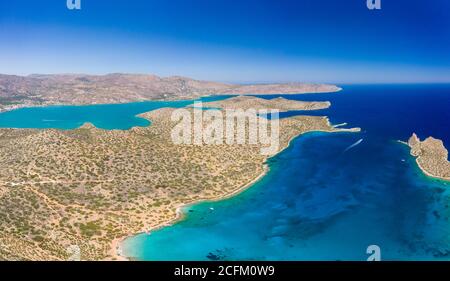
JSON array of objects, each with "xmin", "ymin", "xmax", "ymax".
[{"xmin": 1, "ymin": 84, "xmax": 449, "ymax": 260}]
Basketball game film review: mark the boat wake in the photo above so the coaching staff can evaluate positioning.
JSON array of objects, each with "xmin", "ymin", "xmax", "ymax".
[
  {"xmin": 343, "ymin": 138, "xmax": 363, "ymax": 153},
  {"xmin": 333, "ymin": 122, "xmax": 347, "ymax": 128}
]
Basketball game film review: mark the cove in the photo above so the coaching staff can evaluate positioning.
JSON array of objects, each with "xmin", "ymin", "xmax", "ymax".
[{"xmin": 0, "ymin": 95, "xmax": 231, "ymax": 130}]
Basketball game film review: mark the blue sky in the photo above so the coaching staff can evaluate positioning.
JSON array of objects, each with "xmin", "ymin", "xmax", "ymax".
[{"xmin": 1, "ymin": 0, "xmax": 450, "ymax": 83}]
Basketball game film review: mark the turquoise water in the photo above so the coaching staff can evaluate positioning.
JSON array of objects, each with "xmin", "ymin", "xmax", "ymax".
[
  {"xmin": 121, "ymin": 84, "xmax": 450, "ymax": 261},
  {"xmin": 1, "ymin": 85, "xmax": 449, "ymax": 260},
  {"xmin": 0, "ymin": 95, "xmax": 230, "ymax": 130}
]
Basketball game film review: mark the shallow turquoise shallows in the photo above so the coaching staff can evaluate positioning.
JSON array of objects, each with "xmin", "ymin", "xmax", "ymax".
[
  {"xmin": 1, "ymin": 85, "xmax": 449, "ymax": 260},
  {"xmin": 121, "ymin": 84, "xmax": 450, "ymax": 261},
  {"xmin": 0, "ymin": 95, "xmax": 230, "ymax": 130}
]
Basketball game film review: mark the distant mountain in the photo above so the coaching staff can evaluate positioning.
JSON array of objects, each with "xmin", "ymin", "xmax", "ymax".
[{"xmin": 0, "ymin": 73, "xmax": 340, "ymax": 111}]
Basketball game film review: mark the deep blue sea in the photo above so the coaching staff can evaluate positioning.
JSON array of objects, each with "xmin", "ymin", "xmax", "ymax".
[
  {"xmin": 1, "ymin": 84, "xmax": 448, "ymax": 260},
  {"xmin": 120, "ymin": 84, "xmax": 450, "ymax": 261}
]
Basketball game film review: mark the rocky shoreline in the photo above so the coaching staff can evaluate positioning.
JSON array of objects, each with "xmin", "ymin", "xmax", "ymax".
[{"xmin": 406, "ymin": 133, "xmax": 450, "ymax": 181}]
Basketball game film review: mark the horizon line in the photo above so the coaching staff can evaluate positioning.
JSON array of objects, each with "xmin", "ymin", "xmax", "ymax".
[{"xmin": 1, "ymin": 72, "xmax": 450, "ymax": 86}]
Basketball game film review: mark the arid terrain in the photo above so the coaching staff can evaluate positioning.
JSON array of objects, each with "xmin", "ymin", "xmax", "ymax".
[
  {"xmin": 0, "ymin": 96, "xmax": 359, "ymax": 260},
  {"xmin": 407, "ymin": 133, "xmax": 450, "ymax": 181},
  {"xmin": 200, "ymin": 95, "xmax": 331, "ymax": 111},
  {"xmin": 0, "ymin": 73, "xmax": 340, "ymax": 112}
]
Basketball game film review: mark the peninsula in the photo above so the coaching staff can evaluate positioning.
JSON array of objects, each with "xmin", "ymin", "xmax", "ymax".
[
  {"xmin": 199, "ymin": 95, "xmax": 331, "ymax": 111},
  {"xmin": 0, "ymin": 96, "xmax": 359, "ymax": 260}
]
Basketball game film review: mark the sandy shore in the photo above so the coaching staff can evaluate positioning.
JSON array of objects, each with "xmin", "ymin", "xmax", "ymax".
[{"xmin": 110, "ymin": 164, "xmax": 269, "ymax": 261}]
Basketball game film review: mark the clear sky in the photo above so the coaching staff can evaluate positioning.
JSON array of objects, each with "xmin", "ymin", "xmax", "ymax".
[{"xmin": 1, "ymin": 0, "xmax": 450, "ymax": 83}]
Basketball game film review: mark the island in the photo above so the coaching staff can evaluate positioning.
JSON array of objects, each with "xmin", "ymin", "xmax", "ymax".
[
  {"xmin": 406, "ymin": 133, "xmax": 450, "ymax": 181},
  {"xmin": 199, "ymin": 95, "xmax": 331, "ymax": 111},
  {"xmin": 0, "ymin": 95, "xmax": 359, "ymax": 260}
]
